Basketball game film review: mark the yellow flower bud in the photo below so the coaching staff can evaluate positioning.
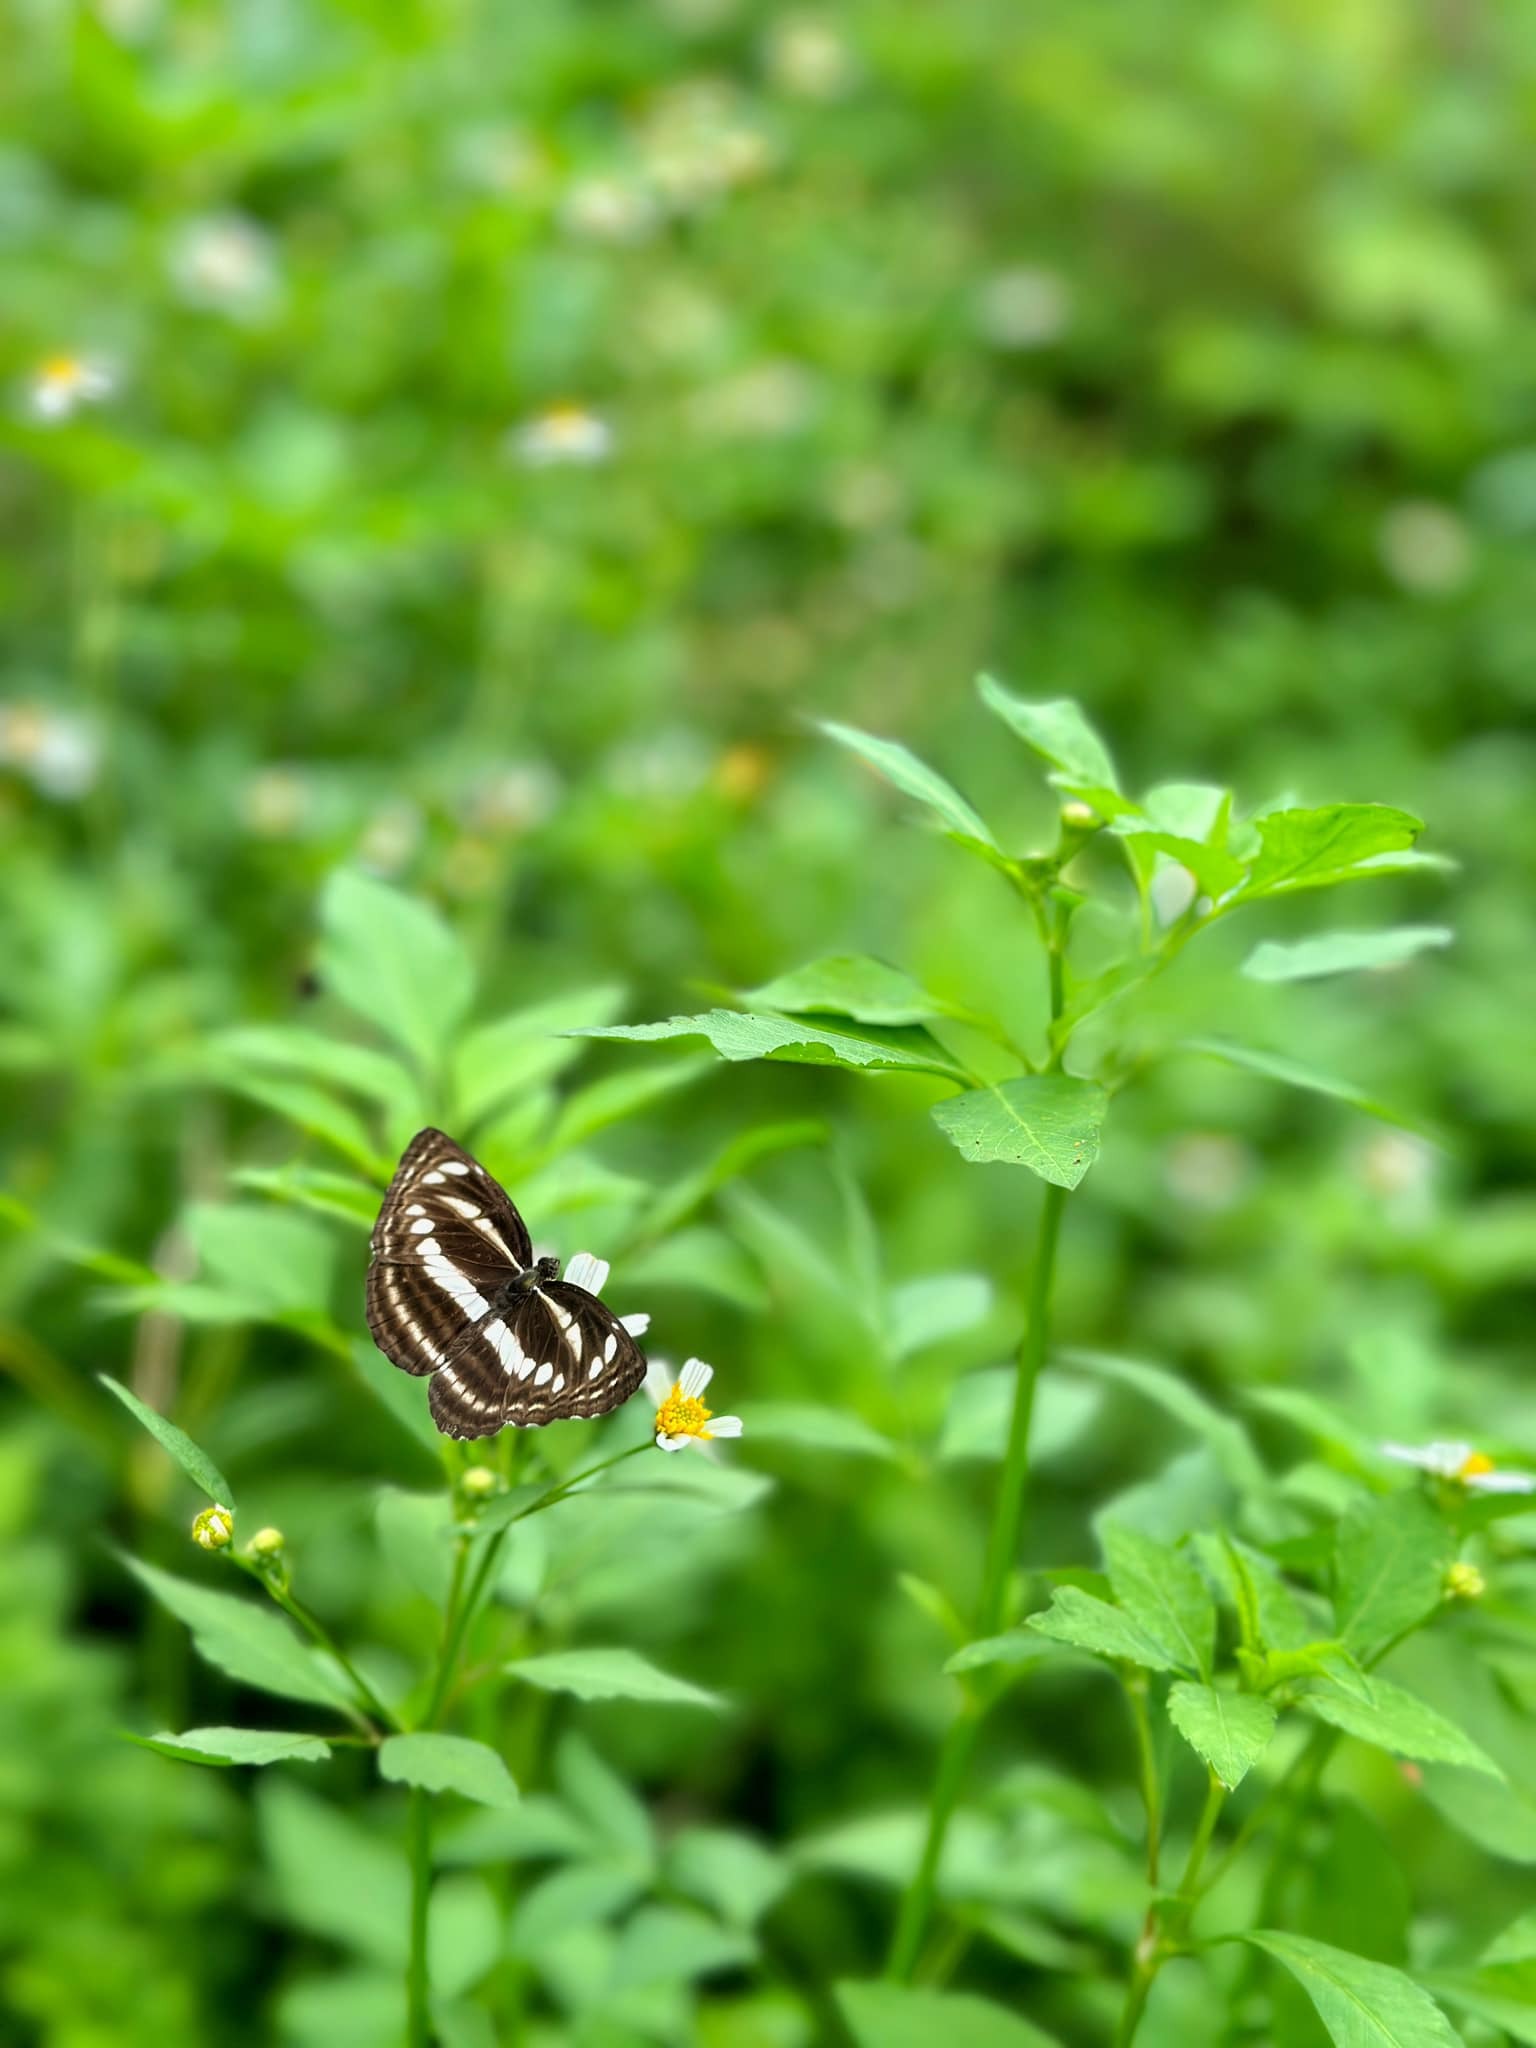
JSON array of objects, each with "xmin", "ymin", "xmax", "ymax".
[
  {"xmin": 192, "ymin": 1504, "xmax": 234, "ymax": 1551},
  {"xmin": 1446, "ymin": 1560, "xmax": 1485, "ymax": 1601},
  {"xmin": 459, "ymin": 1465, "xmax": 499, "ymax": 1501},
  {"xmin": 246, "ymin": 1526, "xmax": 285, "ymax": 1560},
  {"xmin": 1061, "ymin": 800, "xmax": 1097, "ymax": 828}
]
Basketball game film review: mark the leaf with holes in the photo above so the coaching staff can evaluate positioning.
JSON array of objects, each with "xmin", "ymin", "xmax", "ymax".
[{"xmin": 931, "ymin": 1076, "xmax": 1107, "ymax": 1188}]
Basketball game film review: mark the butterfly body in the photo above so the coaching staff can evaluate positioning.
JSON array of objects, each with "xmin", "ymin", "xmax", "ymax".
[{"xmin": 366, "ymin": 1128, "xmax": 647, "ymax": 1440}]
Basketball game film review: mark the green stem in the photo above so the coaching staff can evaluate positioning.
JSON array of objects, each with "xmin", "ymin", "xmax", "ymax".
[
  {"xmin": 1115, "ymin": 1774, "xmax": 1226, "ymax": 2048},
  {"xmin": 1126, "ymin": 1676, "xmax": 1162, "ymax": 1886},
  {"xmin": 887, "ymin": 1177, "xmax": 1068, "ymax": 1979},
  {"xmin": 1176, "ymin": 1774, "xmax": 1225, "ymax": 1904},
  {"xmin": 406, "ymin": 1787, "xmax": 432, "ymax": 2047},
  {"xmin": 261, "ymin": 1578, "xmax": 399, "ymax": 1732},
  {"xmin": 423, "ymin": 1537, "xmax": 472, "ymax": 1729}
]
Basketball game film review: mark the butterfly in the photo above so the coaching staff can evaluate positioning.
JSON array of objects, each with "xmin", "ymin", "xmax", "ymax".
[{"xmin": 366, "ymin": 1128, "xmax": 648, "ymax": 1440}]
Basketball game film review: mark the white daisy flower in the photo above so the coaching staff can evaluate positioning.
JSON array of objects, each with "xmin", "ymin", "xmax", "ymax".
[
  {"xmin": 563, "ymin": 1251, "xmax": 649, "ymax": 1338},
  {"xmin": 508, "ymin": 404, "xmax": 614, "ymax": 468},
  {"xmin": 644, "ymin": 1356, "xmax": 743, "ymax": 1454},
  {"xmin": 170, "ymin": 212, "xmax": 279, "ymax": 317},
  {"xmin": 29, "ymin": 353, "xmax": 115, "ymax": 422},
  {"xmin": 1382, "ymin": 1441, "xmax": 1536, "ymax": 1495}
]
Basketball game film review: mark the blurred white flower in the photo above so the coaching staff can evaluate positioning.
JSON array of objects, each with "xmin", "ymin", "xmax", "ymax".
[
  {"xmin": 0, "ymin": 703, "xmax": 100, "ymax": 799},
  {"xmin": 606, "ymin": 729, "xmax": 711, "ymax": 801},
  {"xmin": 452, "ymin": 123, "xmax": 547, "ymax": 197},
  {"xmin": 1357, "ymin": 1129, "xmax": 1437, "ymax": 1217},
  {"xmin": 1150, "ymin": 859, "xmax": 1198, "ymax": 925},
  {"xmin": 765, "ymin": 15, "xmax": 857, "ymax": 99},
  {"xmin": 644, "ymin": 1356, "xmax": 742, "ymax": 1453},
  {"xmin": 29, "ymin": 354, "xmax": 115, "ymax": 423},
  {"xmin": 689, "ymin": 360, "xmax": 816, "ymax": 440},
  {"xmin": 975, "ymin": 266, "xmax": 1073, "ymax": 350},
  {"xmin": 639, "ymin": 81, "xmax": 775, "ymax": 209},
  {"xmin": 1164, "ymin": 1133, "xmax": 1252, "ymax": 1213},
  {"xmin": 1378, "ymin": 501, "xmax": 1473, "ymax": 595},
  {"xmin": 357, "ymin": 800, "xmax": 422, "ymax": 877},
  {"xmin": 241, "ymin": 766, "xmax": 312, "ymax": 839},
  {"xmin": 509, "ymin": 404, "xmax": 614, "ymax": 468},
  {"xmin": 1382, "ymin": 1441, "xmax": 1535, "ymax": 1494},
  {"xmin": 559, "ymin": 175, "xmax": 660, "ymax": 244},
  {"xmin": 467, "ymin": 762, "xmax": 562, "ymax": 837},
  {"xmin": 170, "ymin": 213, "xmax": 279, "ymax": 317}
]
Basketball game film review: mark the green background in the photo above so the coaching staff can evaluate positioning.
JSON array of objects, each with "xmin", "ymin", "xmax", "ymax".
[{"xmin": 3, "ymin": 1, "xmax": 1534, "ymax": 2043}]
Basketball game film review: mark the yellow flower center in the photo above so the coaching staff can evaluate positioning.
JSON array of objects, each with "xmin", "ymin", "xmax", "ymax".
[
  {"xmin": 1458, "ymin": 1451, "xmax": 1495, "ymax": 1479},
  {"xmin": 40, "ymin": 354, "xmax": 82, "ymax": 386},
  {"xmin": 655, "ymin": 1383, "xmax": 713, "ymax": 1440}
]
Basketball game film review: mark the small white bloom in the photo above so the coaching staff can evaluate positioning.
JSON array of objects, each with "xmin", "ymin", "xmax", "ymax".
[
  {"xmin": 765, "ymin": 15, "xmax": 857, "ymax": 99},
  {"xmin": 29, "ymin": 354, "xmax": 115, "ymax": 422},
  {"xmin": 1382, "ymin": 1441, "xmax": 1536, "ymax": 1494},
  {"xmin": 1150, "ymin": 859, "xmax": 1198, "ymax": 926},
  {"xmin": 0, "ymin": 705, "xmax": 100, "ymax": 800},
  {"xmin": 509, "ymin": 404, "xmax": 614, "ymax": 468},
  {"xmin": 1379, "ymin": 501, "xmax": 1473, "ymax": 596},
  {"xmin": 647, "ymin": 1355, "xmax": 744, "ymax": 1453},
  {"xmin": 975, "ymin": 266, "xmax": 1072, "ymax": 350},
  {"xmin": 192, "ymin": 1503, "xmax": 234, "ymax": 1550},
  {"xmin": 559, "ymin": 175, "xmax": 659, "ymax": 244},
  {"xmin": 171, "ymin": 212, "xmax": 279, "ymax": 317}
]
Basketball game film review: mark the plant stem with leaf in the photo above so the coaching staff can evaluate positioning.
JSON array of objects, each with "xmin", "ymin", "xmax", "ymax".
[{"xmin": 888, "ymin": 888, "xmax": 1072, "ymax": 1980}]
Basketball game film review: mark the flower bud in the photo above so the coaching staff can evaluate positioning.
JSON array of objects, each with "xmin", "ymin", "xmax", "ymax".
[
  {"xmin": 1061, "ymin": 800, "xmax": 1097, "ymax": 828},
  {"xmin": 192, "ymin": 1503, "xmax": 234, "ymax": 1552},
  {"xmin": 1446, "ymin": 1560, "xmax": 1485, "ymax": 1601},
  {"xmin": 460, "ymin": 1465, "xmax": 499, "ymax": 1501},
  {"xmin": 246, "ymin": 1526, "xmax": 285, "ymax": 1561}
]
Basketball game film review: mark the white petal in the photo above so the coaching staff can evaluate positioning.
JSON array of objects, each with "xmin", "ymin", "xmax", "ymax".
[
  {"xmin": 644, "ymin": 1359, "xmax": 675, "ymax": 1406},
  {"xmin": 708, "ymin": 1415, "xmax": 743, "ymax": 1438},
  {"xmin": 679, "ymin": 1357, "xmax": 713, "ymax": 1398},
  {"xmin": 620, "ymin": 1311, "xmax": 650, "ymax": 1337},
  {"xmin": 655, "ymin": 1431, "xmax": 688, "ymax": 1453},
  {"xmin": 564, "ymin": 1251, "xmax": 609, "ymax": 1296},
  {"xmin": 1468, "ymin": 1469, "xmax": 1536, "ymax": 1494},
  {"xmin": 682, "ymin": 1433, "xmax": 711, "ymax": 1454},
  {"xmin": 1382, "ymin": 1441, "xmax": 1467, "ymax": 1477}
]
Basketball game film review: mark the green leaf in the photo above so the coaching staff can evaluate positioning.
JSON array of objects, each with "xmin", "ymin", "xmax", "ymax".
[
  {"xmin": 1242, "ymin": 805, "xmax": 1426, "ymax": 899},
  {"xmin": 545, "ymin": 1056, "xmax": 712, "ymax": 1153},
  {"xmin": 1181, "ymin": 1037, "xmax": 1423, "ymax": 1131},
  {"xmin": 944, "ymin": 1632, "xmax": 1061, "ymax": 1678},
  {"xmin": 134, "ymin": 1725, "xmax": 331, "ymax": 1766},
  {"xmin": 1334, "ymin": 1491, "xmax": 1453, "ymax": 1657},
  {"xmin": 888, "ymin": 1273, "xmax": 993, "ymax": 1359},
  {"xmin": 578, "ymin": 1009, "xmax": 968, "ymax": 1081},
  {"xmin": 975, "ymin": 675, "xmax": 1121, "ymax": 801},
  {"xmin": 259, "ymin": 1778, "xmax": 407, "ymax": 1965},
  {"xmin": 318, "ymin": 870, "xmax": 475, "ymax": 1073},
  {"xmin": 1422, "ymin": 1963, "xmax": 1536, "ymax": 2046},
  {"xmin": 209, "ymin": 1024, "xmax": 417, "ymax": 1109},
  {"xmin": 747, "ymin": 1403, "xmax": 900, "ymax": 1461},
  {"xmin": 1242, "ymin": 927, "xmax": 1453, "ymax": 983},
  {"xmin": 1167, "ymin": 1682, "xmax": 1276, "ymax": 1789},
  {"xmin": 508, "ymin": 1864, "xmax": 646, "ymax": 1956},
  {"xmin": 507, "ymin": 1647, "xmax": 722, "ymax": 1710},
  {"xmin": 608, "ymin": 1903, "xmax": 755, "ymax": 1993},
  {"xmin": 838, "ymin": 1980, "xmax": 1063, "ymax": 2048},
  {"xmin": 664, "ymin": 1826, "xmax": 788, "ymax": 1929},
  {"xmin": 1063, "ymin": 1349, "xmax": 1265, "ymax": 1488},
  {"xmin": 451, "ymin": 983, "xmax": 626, "ymax": 1126},
  {"xmin": 122, "ymin": 1557, "xmax": 352, "ymax": 1709},
  {"xmin": 930, "ymin": 1075, "xmax": 1108, "ymax": 1188},
  {"xmin": 1026, "ymin": 1587, "xmax": 1181, "ymax": 1672},
  {"xmin": 1484, "ymin": 1908, "xmax": 1536, "ymax": 1966},
  {"xmin": 745, "ymin": 954, "xmax": 961, "ymax": 1025},
  {"xmin": 820, "ymin": 720, "xmax": 999, "ymax": 850},
  {"xmin": 351, "ymin": 1335, "xmax": 441, "ymax": 1462},
  {"xmin": 1302, "ymin": 1674, "xmax": 1501, "ymax": 1776},
  {"xmin": 98, "ymin": 1374, "xmax": 234, "ymax": 1506},
  {"xmin": 1102, "ymin": 1523, "xmax": 1216, "ymax": 1677},
  {"xmin": 1117, "ymin": 828, "xmax": 1247, "ymax": 899},
  {"xmin": 205, "ymin": 1067, "xmax": 388, "ymax": 1175},
  {"xmin": 188, "ymin": 1200, "xmax": 337, "ymax": 1316},
  {"xmin": 378, "ymin": 1734, "xmax": 519, "ymax": 1809},
  {"xmin": 1243, "ymin": 1930, "xmax": 1462, "ymax": 2048},
  {"xmin": 233, "ymin": 1165, "xmax": 381, "ymax": 1230}
]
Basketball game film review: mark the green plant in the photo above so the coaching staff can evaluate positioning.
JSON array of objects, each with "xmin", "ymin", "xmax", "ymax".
[{"xmin": 583, "ymin": 679, "xmax": 1531, "ymax": 2045}]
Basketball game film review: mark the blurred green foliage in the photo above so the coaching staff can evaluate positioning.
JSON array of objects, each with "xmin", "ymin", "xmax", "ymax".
[{"xmin": 3, "ymin": 0, "xmax": 1535, "ymax": 2043}]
